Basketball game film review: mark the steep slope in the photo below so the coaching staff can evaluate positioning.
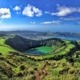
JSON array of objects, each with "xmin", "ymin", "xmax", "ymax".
[
  {"xmin": 5, "ymin": 35, "xmax": 64, "ymax": 52},
  {"xmin": 5, "ymin": 35, "xmax": 41, "ymax": 52}
]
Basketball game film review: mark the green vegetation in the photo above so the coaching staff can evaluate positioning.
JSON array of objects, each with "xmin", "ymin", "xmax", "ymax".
[
  {"xmin": 0, "ymin": 35, "xmax": 80, "ymax": 80},
  {"xmin": 0, "ymin": 52, "xmax": 80, "ymax": 80},
  {"xmin": 0, "ymin": 37, "xmax": 15, "ymax": 55}
]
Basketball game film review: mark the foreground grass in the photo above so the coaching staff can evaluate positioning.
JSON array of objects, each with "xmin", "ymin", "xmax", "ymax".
[{"xmin": 0, "ymin": 53, "xmax": 80, "ymax": 80}]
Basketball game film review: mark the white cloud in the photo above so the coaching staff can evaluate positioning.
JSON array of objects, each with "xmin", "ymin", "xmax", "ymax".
[
  {"xmin": 13, "ymin": 6, "xmax": 21, "ymax": 11},
  {"xmin": 0, "ymin": 8, "xmax": 11, "ymax": 18},
  {"xmin": 51, "ymin": 5, "xmax": 80, "ymax": 16},
  {"xmin": 22, "ymin": 4, "xmax": 42, "ymax": 17},
  {"xmin": 41, "ymin": 20, "xmax": 61, "ymax": 25}
]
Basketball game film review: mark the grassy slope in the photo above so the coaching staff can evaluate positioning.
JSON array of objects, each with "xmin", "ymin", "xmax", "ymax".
[
  {"xmin": 0, "ymin": 52, "xmax": 80, "ymax": 80},
  {"xmin": 0, "ymin": 37, "xmax": 15, "ymax": 55}
]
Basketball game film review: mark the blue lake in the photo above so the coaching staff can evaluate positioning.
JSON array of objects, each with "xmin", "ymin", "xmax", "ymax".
[{"xmin": 54, "ymin": 36, "xmax": 80, "ymax": 41}]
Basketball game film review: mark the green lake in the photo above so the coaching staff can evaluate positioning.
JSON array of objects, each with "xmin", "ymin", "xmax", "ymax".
[{"xmin": 26, "ymin": 46, "xmax": 54, "ymax": 55}]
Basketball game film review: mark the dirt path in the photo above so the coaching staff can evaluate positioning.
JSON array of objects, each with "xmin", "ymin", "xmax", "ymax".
[{"xmin": 35, "ymin": 61, "xmax": 49, "ymax": 80}]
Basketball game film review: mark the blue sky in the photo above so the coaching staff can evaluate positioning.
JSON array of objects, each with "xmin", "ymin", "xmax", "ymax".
[{"xmin": 0, "ymin": 0, "xmax": 80, "ymax": 32}]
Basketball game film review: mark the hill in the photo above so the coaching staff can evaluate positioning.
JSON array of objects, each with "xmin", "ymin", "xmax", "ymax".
[{"xmin": 0, "ymin": 34, "xmax": 80, "ymax": 80}]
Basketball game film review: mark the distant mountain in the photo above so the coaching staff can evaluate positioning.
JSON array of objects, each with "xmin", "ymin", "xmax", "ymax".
[{"xmin": 0, "ymin": 31, "xmax": 80, "ymax": 38}]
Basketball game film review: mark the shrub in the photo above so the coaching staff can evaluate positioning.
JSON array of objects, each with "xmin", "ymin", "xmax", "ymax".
[{"xmin": 20, "ymin": 65, "xmax": 26, "ymax": 70}]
